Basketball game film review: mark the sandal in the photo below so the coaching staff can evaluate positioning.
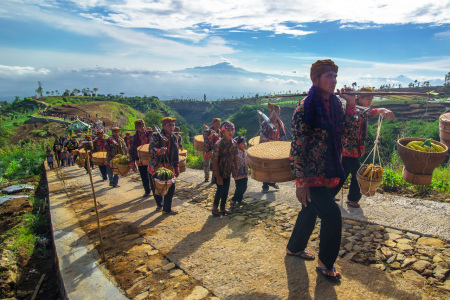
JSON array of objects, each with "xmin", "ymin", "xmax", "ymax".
[
  {"xmin": 286, "ymin": 249, "xmax": 315, "ymax": 260},
  {"xmin": 346, "ymin": 201, "xmax": 360, "ymax": 208},
  {"xmin": 229, "ymin": 200, "xmax": 236, "ymax": 207},
  {"xmin": 212, "ymin": 206, "xmax": 220, "ymax": 216},
  {"xmin": 316, "ymin": 266, "xmax": 342, "ymax": 280},
  {"xmin": 273, "ymin": 183, "xmax": 280, "ymax": 189},
  {"xmin": 333, "ymin": 197, "xmax": 340, "ymax": 201},
  {"xmin": 220, "ymin": 209, "xmax": 231, "ymax": 216},
  {"xmin": 162, "ymin": 210, "xmax": 178, "ymax": 215}
]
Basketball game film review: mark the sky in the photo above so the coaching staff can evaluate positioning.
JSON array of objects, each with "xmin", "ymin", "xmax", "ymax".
[{"xmin": 1, "ymin": 0, "xmax": 450, "ymax": 101}]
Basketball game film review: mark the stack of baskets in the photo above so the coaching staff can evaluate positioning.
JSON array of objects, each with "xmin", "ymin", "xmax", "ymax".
[
  {"xmin": 247, "ymin": 141, "xmax": 294, "ymax": 183},
  {"xmin": 248, "ymin": 136, "xmax": 260, "ymax": 148},
  {"xmin": 137, "ymin": 144, "xmax": 150, "ymax": 165},
  {"xmin": 92, "ymin": 152, "xmax": 107, "ymax": 166},
  {"xmin": 194, "ymin": 135, "xmax": 204, "ymax": 152}
]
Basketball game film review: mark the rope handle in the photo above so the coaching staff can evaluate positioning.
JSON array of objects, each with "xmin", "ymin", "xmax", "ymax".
[{"xmin": 359, "ymin": 114, "xmax": 384, "ymax": 180}]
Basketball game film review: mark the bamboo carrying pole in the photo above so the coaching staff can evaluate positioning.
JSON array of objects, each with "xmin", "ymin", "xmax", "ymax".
[
  {"xmin": 264, "ymin": 91, "xmax": 444, "ymax": 98},
  {"xmin": 86, "ymin": 150, "xmax": 107, "ymax": 262}
]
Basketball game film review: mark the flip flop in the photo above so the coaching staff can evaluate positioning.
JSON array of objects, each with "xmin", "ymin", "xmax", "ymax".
[
  {"xmin": 346, "ymin": 201, "xmax": 360, "ymax": 208},
  {"xmin": 316, "ymin": 266, "xmax": 342, "ymax": 280},
  {"xmin": 286, "ymin": 249, "xmax": 315, "ymax": 260}
]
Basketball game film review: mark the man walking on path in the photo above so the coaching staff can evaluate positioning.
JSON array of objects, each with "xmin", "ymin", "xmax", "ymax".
[
  {"xmin": 130, "ymin": 119, "xmax": 153, "ymax": 197},
  {"xmin": 106, "ymin": 127, "xmax": 127, "ymax": 188}
]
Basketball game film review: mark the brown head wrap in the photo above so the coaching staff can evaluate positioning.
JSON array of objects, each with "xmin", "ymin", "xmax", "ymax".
[
  {"xmin": 112, "ymin": 127, "xmax": 120, "ymax": 131},
  {"xmin": 212, "ymin": 118, "xmax": 221, "ymax": 124},
  {"xmin": 268, "ymin": 103, "xmax": 281, "ymax": 111},
  {"xmin": 146, "ymin": 126, "xmax": 153, "ymax": 131},
  {"xmin": 134, "ymin": 119, "xmax": 145, "ymax": 127},
  {"xmin": 310, "ymin": 59, "xmax": 339, "ymax": 80},
  {"xmin": 161, "ymin": 117, "xmax": 177, "ymax": 126}
]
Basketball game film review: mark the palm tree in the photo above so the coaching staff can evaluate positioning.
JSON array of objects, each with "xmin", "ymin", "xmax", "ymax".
[
  {"xmin": 93, "ymin": 88, "xmax": 98, "ymax": 96},
  {"xmin": 36, "ymin": 81, "xmax": 43, "ymax": 97},
  {"xmin": 352, "ymin": 82, "xmax": 357, "ymax": 89},
  {"xmin": 55, "ymin": 90, "xmax": 59, "ymax": 96}
]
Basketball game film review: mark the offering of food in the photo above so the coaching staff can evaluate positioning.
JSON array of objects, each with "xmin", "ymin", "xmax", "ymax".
[
  {"xmin": 406, "ymin": 139, "xmax": 445, "ymax": 152},
  {"xmin": 358, "ymin": 164, "xmax": 383, "ymax": 179},
  {"xmin": 152, "ymin": 167, "xmax": 174, "ymax": 181},
  {"xmin": 111, "ymin": 154, "xmax": 130, "ymax": 165}
]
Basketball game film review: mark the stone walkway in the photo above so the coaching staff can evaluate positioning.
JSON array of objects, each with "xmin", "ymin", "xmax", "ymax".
[{"xmin": 51, "ymin": 166, "xmax": 450, "ymax": 299}]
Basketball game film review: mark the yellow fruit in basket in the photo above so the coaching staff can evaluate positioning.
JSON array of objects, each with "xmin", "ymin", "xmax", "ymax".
[{"xmin": 431, "ymin": 142, "xmax": 445, "ymax": 152}]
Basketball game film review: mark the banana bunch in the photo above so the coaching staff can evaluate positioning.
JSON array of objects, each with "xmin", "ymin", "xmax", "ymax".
[
  {"xmin": 154, "ymin": 167, "xmax": 174, "ymax": 181},
  {"xmin": 359, "ymin": 164, "xmax": 383, "ymax": 179},
  {"xmin": 111, "ymin": 154, "xmax": 130, "ymax": 165},
  {"xmin": 406, "ymin": 139, "xmax": 445, "ymax": 152}
]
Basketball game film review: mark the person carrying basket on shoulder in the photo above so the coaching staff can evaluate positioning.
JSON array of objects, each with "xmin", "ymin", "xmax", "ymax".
[
  {"xmin": 148, "ymin": 117, "xmax": 180, "ymax": 214},
  {"xmin": 203, "ymin": 118, "xmax": 221, "ymax": 183},
  {"xmin": 331, "ymin": 87, "xmax": 395, "ymax": 208},
  {"xmin": 106, "ymin": 127, "xmax": 127, "ymax": 188},
  {"xmin": 288, "ymin": 59, "xmax": 357, "ymax": 280},
  {"xmin": 130, "ymin": 119, "xmax": 153, "ymax": 197}
]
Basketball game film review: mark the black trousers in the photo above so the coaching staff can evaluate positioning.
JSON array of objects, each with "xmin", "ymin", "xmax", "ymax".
[
  {"xmin": 287, "ymin": 186, "xmax": 342, "ymax": 270},
  {"xmin": 99, "ymin": 165, "xmax": 108, "ymax": 180},
  {"xmin": 214, "ymin": 177, "xmax": 231, "ymax": 210},
  {"xmin": 330, "ymin": 156, "xmax": 362, "ymax": 203},
  {"xmin": 149, "ymin": 178, "xmax": 175, "ymax": 212},
  {"xmin": 232, "ymin": 177, "xmax": 248, "ymax": 203},
  {"xmin": 138, "ymin": 165, "xmax": 151, "ymax": 194}
]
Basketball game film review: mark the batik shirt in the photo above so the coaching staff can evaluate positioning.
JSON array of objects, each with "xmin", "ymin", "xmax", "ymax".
[
  {"xmin": 93, "ymin": 138, "xmax": 107, "ymax": 153},
  {"xmin": 260, "ymin": 119, "xmax": 286, "ymax": 143},
  {"xmin": 342, "ymin": 108, "xmax": 378, "ymax": 158},
  {"xmin": 213, "ymin": 138, "xmax": 237, "ymax": 179},
  {"xmin": 106, "ymin": 136, "xmax": 127, "ymax": 164},
  {"xmin": 147, "ymin": 130, "xmax": 179, "ymax": 175},
  {"xmin": 129, "ymin": 130, "xmax": 152, "ymax": 166},
  {"xmin": 290, "ymin": 99, "xmax": 356, "ymax": 188},
  {"xmin": 203, "ymin": 128, "xmax": 221, "ymax": 159},
  {"xmin": 234, "ymin": 148, "xmax": 248, "ymax": 180}
]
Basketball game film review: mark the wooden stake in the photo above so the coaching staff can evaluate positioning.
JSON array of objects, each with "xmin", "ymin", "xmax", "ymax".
[
  {"xmin": 31, "ymin": 274, "xmax": 45, "ymax": 300},
  {"xmin": 86, "ymin": 150, "xmax": 106, "ymax": 262}
]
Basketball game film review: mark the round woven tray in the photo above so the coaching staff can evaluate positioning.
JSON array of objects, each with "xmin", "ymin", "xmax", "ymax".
[
  {"xmin": 92, "ymin": 152, "xmax": 107, "ymax": 166},
  {"xmin": 247, "ymin": 141, "xmax": 294, "ymax": 183},
  {"xmin": 194, "ymin": 135, "xmax": 204, "ymax": 152},
  {"xmin": 397, "ymin": 137, "xmax": 448, "ymax": 185},
  {"xmin": 248, "ymin": 136, "xmax": 260, "ymax": 148}
]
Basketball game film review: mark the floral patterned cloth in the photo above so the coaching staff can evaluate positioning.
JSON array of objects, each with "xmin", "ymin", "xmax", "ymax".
[
  {"xmin": 260, "ymin": 119, "xmax": 286, "ymax": 143},
  {"xmin": 213, "ymin": 138, "xmax": 237, "ymax": 179},
  {"xmin": 93, "ymin": 138, "xmax": 107, "ymax": 153},
  {"xmin": 105, "ymin": 136, "xmax": 127, "ymax": 164},
  {"xmin": 147, "ymin": 130, "xmax": 179, "ymax": 175},
  {"xmin": 203, "ymin": 128, "xmax": 221, "ymax": 159},
  {"xmin": 234, "ymin": 148, "xmax": 248, "ymax": 180},
  {"xmin": 342, "ymin": 108, "xmax": 378, "ymax": 158},
  {"xmin": 290, "ymin": 99, "xmax": 356, "ymax": 188}
]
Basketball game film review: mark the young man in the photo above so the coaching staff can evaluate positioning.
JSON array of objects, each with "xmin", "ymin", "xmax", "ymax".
[
  {"xmin": 203, "ymin": 118, "xmax": 221, "ymax": 183},
  {"xmin": 260, "ymin": 103, "xmax": 286, "ymax": 192},
  {"xmin": 93, "ymin": 130, "xmax": 108, "ymax": 181},
  {"xmin": 332, "ymin": 87, "xmax": 395, "ymax": 207},
  {"xmin": 288, "ymin": 59, "xmax": 356, "ymax": 280},
  {"xmin": 130, "ymin": 119, "xmax": 152, "ymax": 197},
  {"xmin": 212, "ymin": 121, "xmax": 238, "ymax": 216},
  {"xmin": 148, "ymin": 117, "xmax": 180, "ymax": 214},
  {"xmin": 106, "ymin": 127, "xmax": 127, "ymax": 188}
]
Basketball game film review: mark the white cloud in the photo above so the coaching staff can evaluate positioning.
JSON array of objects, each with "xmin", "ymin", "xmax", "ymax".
[{"xmin": 0, "ymin": 65, "xmax": 51, "ymax": 76}]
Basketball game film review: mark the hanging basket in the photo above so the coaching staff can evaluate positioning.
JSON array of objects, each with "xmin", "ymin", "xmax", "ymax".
[
  {"xmin": 356, "ymin": 172, "xmax": 382, "ymax": 197},
  {"xmin": 193, "ymin": 135, "xmax": 204, "ymax": 152},
  {"xmin": 397, "ymin": 138, "xmax": 448, "ymax": 185},
  {"xmin": 92, "ymin": 152, "xmax": 107, "ymax": 166},
  {"xmin": 111, "ymin": 162, "xmax": 119, "ymax": 175},
  {"xmin": 76, "ymin": 159, "xmax": 85, "ymax": 168},
  {"xmin": 137, "ymin": 144, "xmax": 150, "ymax": 165},
  {"xmin": 117, "ymin": 164, "xmax": 131, "ymax": 177},
  {"xmin": 153, "ymin": 178, "xmax": 174, "ymax": 196},
  {"xmin": 179, "ymin": 156, "xmax": 186, "ymax": 173}
]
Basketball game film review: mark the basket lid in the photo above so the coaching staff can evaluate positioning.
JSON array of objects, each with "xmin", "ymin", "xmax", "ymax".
[
  {"xmin": 440, "ymin": 112, "xmax": 450, "ymax": 123},
  {"xmin": 247, "ymin": 141, "xmax": 290, "ymax": 160}
]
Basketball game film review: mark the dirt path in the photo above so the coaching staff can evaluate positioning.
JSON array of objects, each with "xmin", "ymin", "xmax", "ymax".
[{"xmin": 54, "ymin": 166, "xmax": 449, "ymax": 299}]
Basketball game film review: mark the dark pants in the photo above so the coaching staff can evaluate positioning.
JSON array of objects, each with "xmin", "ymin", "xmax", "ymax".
[
  {"xmin": 149, "ymin": 178, "xmax": 175, "ymax": 212},
  {"xmin": 106, "ymin": 165, "xmax": 119, "ymax": 187},
  {"xmin": 138, "ymin": 165, "xmax": 151, "ymax": 194},
  {"xmin": 287, "ymin": 186, "xmax": 342, "ymax": 270},
  {"xmin": 214, "ymin": 177, "xmax": 231, "ymax": 210},
  {"xmin": 99, "ymin": 165, "xmax": 108, "ymax": 180},
  {"xmin": 48, "ymin": 161, "xmax": 53, "ymax": 169},
  {"xmin": 262, "ymin": 182, "xmax": 277, "ymax": 189},
  {"xmin": 232, "ymin": 177, "xmax": 248, "ymax": 203},
  {"xmin": 331, "ymin": 156, "xmax": 362, "ymax": 203}
]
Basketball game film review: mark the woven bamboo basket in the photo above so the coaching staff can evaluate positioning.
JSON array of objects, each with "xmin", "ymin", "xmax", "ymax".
[
  {"xmin": 77, "ymin": 149, "xmax": 89, "ymax": 160},
  {"xmin": 117, "ymin": 164, "xmax": 130, "ymax": 177},
  {"xmin": 111, "ymin": 161, "xmax": 119, "ymax": 175},
  {"xmin": 356, "ymin": 172, "xmax": 383, "ymax": 197},
  {"xmin": 248, "ymin": 136, "xmax": 260, "ymax": 148},
  {"xmin": 92, "ymin": 152, "xmax": 107, "ymax": 166},
  {"xmin": 439, "ymin": 113, "xmax": 450, "ymax": 150},
  {"xmin": 247, "ymin": 141, "xmax": 294, "ymax": 183},
  {"xmin": 179, "ymin": 156, "xmax": 186, "ymax": 173},
  {"xmin": 137, "ymin": 144, "xmax": 150, "ymax": 165},
  {"xmin": 76, "ymin": 159, "xmax": 85, "ymax": 168},
  {"xmin": 179, "ymin": 149, "xmax": 188, "ymax": 157},
  {"xmin": 194, "ymin": 135, "xmax": 204, "ymax": 152},
  {"xmin": 397, "ymin": 137, "xmax": 448, "ymax": 185},
  {"xmin": 153, "ymin": 179, "xmax": 173, "ymax": 196}
]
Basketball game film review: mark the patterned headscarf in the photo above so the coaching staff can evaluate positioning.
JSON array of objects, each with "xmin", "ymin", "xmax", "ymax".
[{"xmin": 220, "ymin": 121, "xmax": 235, "ymax": 131}]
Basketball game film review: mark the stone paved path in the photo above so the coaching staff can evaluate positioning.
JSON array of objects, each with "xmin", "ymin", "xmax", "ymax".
[{"xmin": 53, "ymin": 166, "xmax": 450, "ymax": 299}]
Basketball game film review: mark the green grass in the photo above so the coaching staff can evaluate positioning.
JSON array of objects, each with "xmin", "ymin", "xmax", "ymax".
[{"xmin": 183, "ymin": 137, "xmax": 203, "ymax": 169}]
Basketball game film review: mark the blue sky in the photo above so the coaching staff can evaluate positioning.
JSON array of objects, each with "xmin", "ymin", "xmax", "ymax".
[{"xmin": 1, "ymin": 0, "xmax": 449, "ymax": 101}]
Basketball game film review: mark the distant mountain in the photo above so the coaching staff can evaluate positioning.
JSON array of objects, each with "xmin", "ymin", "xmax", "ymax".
[{"xmin": 180, "ymin": 62, "xmax": 251, "ymax": 75}]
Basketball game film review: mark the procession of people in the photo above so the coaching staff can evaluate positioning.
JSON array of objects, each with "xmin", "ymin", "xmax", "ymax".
[{"xmin": 45, "ymin": 59, "xmax": 398, "ymax": 282}]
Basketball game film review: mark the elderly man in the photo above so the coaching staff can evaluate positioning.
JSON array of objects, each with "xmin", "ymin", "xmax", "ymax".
[
  {"xmin": 106, "ymin": 127, "xmax": 127, "ymax": 188},
  {"xmin": 148, "ymin": 117, "xmax": 180, "ymax": 214},
  {"xmin": 130, "ymin": 119, "xmax": 153, "ymax": 197},
  {"xmin": 288, "ymin": 59, "xmax": 356, "ymax": 280}
]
